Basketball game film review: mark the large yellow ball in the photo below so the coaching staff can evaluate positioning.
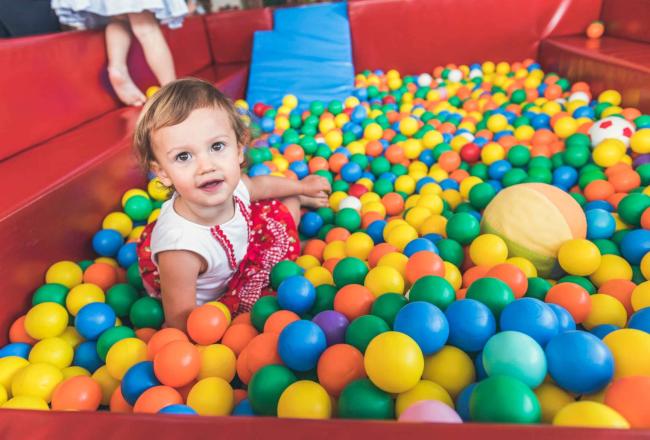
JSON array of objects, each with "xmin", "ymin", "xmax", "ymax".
[
  {"xmin": 102, "ymin": 212, "xmax": 133, "ymax": 238},
  {"xmin": 345, "ymin": 232, "xmax": 375, "ymax": 261},
  {"xmin": 469, "ymin": 234, "xmax": 509, "ymax": 267},
  {"xmin": 24, "ymin": 303, "xmax": 68, "ymax": 340},
  {"xmin": 1, "ymin": 395, "xmax": 49, "ymax": 411},
  {"xmin": 422, "ymin": 345, "xmax": 475, "ymax": 399},
  {"xmin": 364, "ymin": 332, "xmax": 424, "ymax": 393},
  {"xmin": 386, "ymin": 224, "xmax": 418, "ymax": 251},
  {"xmin": 147, "ymin": 177, "xmax": 171, "ymax": 201},
  {"xmin": 630, "ymin": 129, "xmax": 650, "ymax": 154},
  {"xmin": 557, "ymin": 239, "xmax": 601, "ymax": 276},
  {"xmin": 278, "ymin": 380, "xmax": 331, "ymax": 419},
  {"xmin": 197, "ymin": 344, "xmax": 236, "ymax": 382},
  {"xmin": 45, "ymin": 261, "xmax": 82, "ymax": 288},
  {"xmin": 553, "ymin": 401, "xmax": 629, "ymax": 428},
  {"xmin": 535, "ymin": 383, "xmax": 574, "ymax": 423},
  {"xmin": 91, "ymin": 366, "xmax": 120, "ymax": 406},
  {"xmin": 603, "ymin": 329, "xmax": 650, "ymax": 379},
  {"xmin": 28, "ymin": 337, "xmax": 74, "ymax": 369},
  {"xmin": 12, "ymin": 363, "xmax": 63, "ymax": 402},
  {"xmin": 0, "ymin": 356, "xmax": 29, "ymax": 391},
  {"xmin": 582, "ymin": 294, "xmax": 627, "ymax": 330},
  {"xmin": 105, "ymin": 338, "xmax": 147, "ymax": 380},
  {"xmin": 187, "ymin": 377, "xmax": 234, "ymax": 416},
  {"xmin": 66, "ymin": 283, "xmax": 105, "ymax": 316},
  {"xmin": 364, "ymin": 266, "xmax": 405, "ymax": 296}
]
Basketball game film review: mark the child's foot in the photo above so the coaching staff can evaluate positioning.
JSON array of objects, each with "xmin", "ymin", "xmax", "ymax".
[
  {"xmin": 299, "ymin": 195, "xmax": 329, "ymax": 209},
  {"xmin": 108, "ymin": 66, "xmax": 146, "ymax": 106}
]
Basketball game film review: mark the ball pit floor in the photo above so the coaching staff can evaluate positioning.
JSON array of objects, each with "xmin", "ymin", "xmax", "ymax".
[{"xmin": 2, "ymin": 59, "xmax": 650, "ymax": 438}]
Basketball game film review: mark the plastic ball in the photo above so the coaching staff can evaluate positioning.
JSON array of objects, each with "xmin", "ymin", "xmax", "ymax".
[
  {"xmin": 589, "ymin": 116, "xmax": 635, "ymax": 147},
  {"xmin": 2, "ymin": 396, "xmax": 49, "ymax": 411},
  {"xmin": 277, "ymin": 380, "xmax": 331, "ymax": 419},
  {"xmin": 395, "ymin": 379, "xmax": 453, "ymax": 417},
  {"xmin": 186, "ymin": 304, "xmax": 228, "ymax": 345},
  {"xmin": 466, "ymin": 277, "xmax": 515, "ymax": 318},
  {"xmin": 32, "ymin": 283, "xmax": 68, "ymax": 307},
  {"xmin": 469, "ymin": 234, "xmax": 508, "ymax": 267},
  {"xmin": 51, "ymin": 375, "xmax": 102, "ymax": 411},
  {"xmin": 153, "ymin": 340, "xmax": 200, "ymax": 388},
  {"xmin": 422, "ymin": 345, "xmax": 475, "ymax": 399},
  {"xmin": 483, "ymin": 331, "xmax": 547, "ymax": 388},
  {"xmin": 500, "ymin": 298, "xmax": 559, "ymax": 347},
  {"xmin": 364, "ymin": 266, "xmax": 404, "ymax": 297},
  {"xmin": 446, "ymin": 212, "xmax": 480, "ymax": 245},
  {"xmin": 345, "ymin": 315, "xmax": 390, "ymax": 353},
  {"xmin": 0, "ymin": 343, "xmax": 31, "ymax": 359},
  {"xmin": 106, "ymin": 283, "xmax": 139, "ymax": 318},
  {"xmin": 158, "ymin": 403, "xmax": 198, "ymax": 415},
  {"xmin": 409, "ymin": 275, "xmax": 455, "ymax": 311},
  {"xmin": 105, "ymin": 337, "xmax": 147, "ymax": 380},
  {"xmin": 445, "ymin": 299, "xmax": 496, "ymax": 352},
  {"xmin": 558, "ymin": 239, "xmax": 602, "ymax": 276},
  {"xmin": 278, "ymin": 320, "xmax": 327, "ymax": 372},
  {"xmin": 604, "ymin": 376, "xmax": 650, "ymax": 428},
  {"xmin": 24, "ymin": 302, "xmax": 68, "ymax": 339},
  {"xmin": 553, "ymin": 401, "xmax": 629, "ymax": 428},
  {"xmin": 45, "ymin": 261, "xmax": 83, "ymax": 288},
  {"xmin": 586, "ymin": 209, "xmax": 616, "ymax": 239},
  {"xmin": 312, "ymin": 311, "xmax": 349, "ymax": 346},
  {"xmin": 129, "ymin": 297, "xmax": 164, "ymax": 330},
  {"xmin": 394, "ymin": 302, "xmax": 448, "ymax": 355},
  {"xmin": 66, "ymin": 283, "xmax": 105, "ymax": 316},
  {"xmin": 333, "ymin": 257, "xmax": 369, "ymax": 287},
  {"xmin": 470, "ymin": 375, "xmax": 541, "ymax": 423},
  {"xmin": 277, "ymin": 276, "xmax": 316, "ymax": 314},
  {"xmin": 535, "ymin": 382, "xmax": 575, "ymax": 423},
  {"xmin": 97, "ymin": 326, "xmax": 135, "ymax": 361},
  {"xmin": 75, "ymin": 302, "xmax": 116, "ymax": 340},
  {"xmin": 338, "ymin": 378, "xmax": 394, "ymax": 419},
  {"xmin": 92, "ymin": 229, "xmax": 124, "ymax": 257},
  {"xmin": 603, "ymin": 329, "xmax": 650, "ymax": 378},
  {"xmin": 12, "ymin": 362, "xmax": 63, "ymax": 402},
  {"xmin": 399, "ymin": 399, "xmax": 462, "ymax": 423},
  {"xmin": 299, "ymin": 212, "xmax": 324, "ymax": 238},
  {"xmin": 73, "ymin": 340, "xmax": 103, "ymax": 373},
  {"xmin": 364, "ymin": 331, "xmax": 424, "ymax": 393},
  {"xmin": 317, "ymin": 344, "xmax": 365, "ymax": 397},
  {"xmin": 404, "ymin": 251, "xmax": 444, "ymax": 284},
  {"xmin": 248, "ymin": 364, "xmax": 297, "ymax": 416},
  {"xmin": 620, "ymin": 229, "xmax": 650, "ymax": 265},
  {"xmin": 186, "ymin": 377, "xmax": 234, "ymax": 416},
  {"xmin": 583, "ymin": 293, "xmax": 627, "ymax": 330},
  {"xmin": 28, "ymin": 337, "xmax": 73, "ymax": 369}
]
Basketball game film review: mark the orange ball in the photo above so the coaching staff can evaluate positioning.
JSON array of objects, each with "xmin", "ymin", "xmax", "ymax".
[
  {"xmin": 236, "ymin": 347, "xmax": 253, "ymax": 385},
  {"xmin": 368, "ymin": 243, "xmax": 398, "ymax": 268},
  {"xmin": 381, "ymin": 193, "xmax": 405, "ymax": 216},
  {"xmin": 234, "ymin": 389, "xmax": 248, "ymax": 406},
  {"xmin": 462, "ymin": 265, "xmax": 490, "ymax": 288},
  {"xmin": 362, "ymin": 212, "xmax": 385, "ymax": 229},
  {"xmin": 147, "ymin": 328, "xmax": 189, "ymax": 360},
  {"xmin": 323, "ymin": 258, "xmax": 341, "ymax": 274},
  {"xmin": 325, "ymin": 227, "xmax": 351, "ymax": 243},
  {"xmin": 303, "ymin": 239, "xmax": 326, "ymax": 261},
  {"xmin": 109, "ymin": 386, "xmax": 133, "ymax": 413},
  {"xmin": 544, "ymin": 84, "xmax": 562, "ymax": 100},
  {"xmin": 232, "ymin": 312, "xmax": 252, "ymax": 326},
  {"xmin": 456, "ymin": 288, "xmax": 468, "ymax": 300},
  {"xmin": 586, "ymin": 21, "xmax": 604, "ymax": 39},
  {"xmin": 135, "ymin": 328, "xmax": 156, "ymax": 343},
  {"xmin": 486, "ymin": 263, "xmax": 528, "ymax": 298},
  {"xmin": 264, "ymin": 310, "xmax": 300, "ymax": 334},
  {"xmin": 317, "ymin": 344, "xmax": 366, "ymax": 397},
  {"xmin": 329, "ymin": 153, "xmax": 349, "ymax": 174},
  {"xmin": 598, "ymin": 279, "xmax": 636, "ymax": 316},
  {"xmin": 153, "ymin": 340, "xmax": 201, "ymax": 387},
  {"xmin": 545, "ymin": 283, "xmax": 592, "ymax": 323},
  {"xmin": 641, "ymin": 208, "xmax": 650, "ymax": 230},
  {"xmin": 333, "ymin": 284, "xmax": 375, "ymax": 320},
  {"xmin": 366, "ymin": 140, "xmax": 383, "ymax": 157},
  {"xmin": 609, "ymin": 170, "xmax": 641, "ymax": 193},
  {"xmin": 405, "ymin": 251, "xmax": 445, "ymax": 284},
  {"xmin": 583, "ymin": 180, "xmax": 615, "ymax": 202},
  {"xmin": 133, "ymin": 385, "xmax": 183, "ymax": 414},
  {"xmin": 604, "ymin": 376, "xmax": 650, "ymax": 428},
  {"xmin": 308, "ymin": 157, "xmax": 329, "ymax": 173},
  {"xmin": 221, "ymin": 324, "xmax": 258, "ymax": 356},
  {"xmin": 82, "ymin": 263, "xmax": 117, "ymax": 292},
  {"xmin": 283, "ymin": 144, "xmax": 305, "ymax": 162},
  {"xmin": 385, "ymin": 145, "xmax": 405, "ymax": 164},
  {"xmin": 187, "ymin": 304, "xmax": 228, "ymax": 345},
  {"xmin": 438, "ymin": 151, "xmax": 461, "ymax": 172},
  {"xmin": 51, "ymin": 376, "xmax": 102, "ymax": 411},
  {"xmin": 9, "ymin": 315, "xmax": 37, "ymax": 344},
  {"xmin": 246, "ymin": 333, "xmax": 282, "ymax": 375}
]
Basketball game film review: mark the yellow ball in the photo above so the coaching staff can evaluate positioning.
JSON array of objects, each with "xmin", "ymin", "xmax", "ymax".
[
  {"xmin": 480, "ymin": 143, "xmax": 505, "ymax": 165},
  {"xmin": 422, "ymin": 346, "xmax": 475, "ymax": 399},
  {"xmin": 514, "ymin": 125, "xmax": 535, "ymax": 141},
  {"xmin": 590, "ymin": 255, "xmax": 632, "ymax": 287},
  {"xmin": 296, "ymin": 255, "xmax": 321, "ymax": 271},
  {"xmin": 416, "ymin": 194, "xmax": 444, "ymax": 214},
  {"xmin": 630, "ymin": 129, "xmax": 650, "ymax": 154},
  {"xmin": 234, "ymin": 99, "xmax": 249, "ymax": 111},
  {"xmin": 205, "ymin": 301, "xmax": 232, "ymax": 325},
  {"xmin": 402, "ymin": 139, "xmax": 422, "ymax": 159},
  {"xmin": 469, "ymin": 234, "xmax": 508, "ymax": 267},
  {"xmin": 187, "ymin": 377, "xmax": 234, "ymax": 416},
  {"xmin": 443, "ymin": 262, "xmax": 462, "ymax": 290},
  {"xmin": 487, "ymin": 114, "xmax": 508, "ymax": 132},
  {"xmin": 582, "ymin": 294, "xmax": 627, "ymax": 330},
  {"xmin": 282, "ymin": 94, "xmax": 298, "ymax": 108},
  {"xmin": 593, "ymin": 139, "xmax": 626, "ymax": 167},
  {"xmin": 66, "ymin": 283, "xmax": 105, "ymax": 316},
  {"xmin": 603, "ymin": 329, "xmax": 650, "ymax": 378},
  {"xmin": 554, "ymin": 117, "xmax": 578, "ymax": 138},
  {"xmin": 45, "ymin": 261, "xmax": 82, "ymax": 289},
  {"xmin": 278, "ymin": 380, "xmax": 331, "ymax": 419},
  {"xmin": 105, "ymin": 338, "xmax": 147, "ymax": 380},
  {"xmin": 91, "ymin": 366, "xmax": 120, "ymax": 406},
  {"xmin": 24, "ymin": 302, "xmax": 68, "ymax": 340},
  {"xmin": 323, "ymin": 240, "xmax": 346, "ymax": 261},
  {"xmin": 345, "ymin": 232, "xmax": 375, "ymax": 261},
  {"xmin": 325, "ymin": 130, "xmax": 343, "ymax": 149},
  {"xmin": 598, "ymin": 90, "xmax": 622, "ymax": 107},
  {"xmin": 61, "ymin": 366, "xmax": 90, "ymax": 380},
  {"xmin": 145, "ymin": 86, "xmax": 160, "ymax": 98},
  {"xmin": 28, "ymin": 337, "xmax": 74, "ymax": 369},
  {"xmin": 553, "ymin": 401, "xmax": 629, "ymax": 429},
  {"xmin": 557, "ymin": 239, "xmax": 601, "ymax": 276},
  {"xmin": 632, "ymin": 280, "xmax": 650, "ymax": 311},
  {"xmin": 305, "ymin": 266, "xmax": 334, "ymax": 287},
  {"xmin": 12, "ymin": 363, "xmax": 63, "ymax": 402},
  {"xmin": 459, "ymin": 176, "xmax": 483, "ymax": 200},
  {"xmin": 405, "ymin": 207, "xmax": 433, "ymax": 230},
  {"xmin": 121, "ymin": 189, "xmax": 149, "ymax": 208},
  {"xmin": 95, "ymin": 257, "xmax": 118, "ymax": 267},
  {"xmin": 102, "ymin": 212, "xmax": 133, "ymax": 238},
  {"xmin": 197, "ymin": 344, "xmax": 236, "ymax": 382},
  {"xmin": 364, "ymin": 122, "xmax": 383, "ymax": 141},
  {"xmin": 395, "ymin": 379, "xmax": 453, "ymax": 417},
  {"xmin": 329, "ymin": 191, "xmax": 347, "ymax": 211},
  {"xmin": 422, "ymin": 130, "xmax": 444, "ymax": 148},
  {"xmin": 147, "ymin": 177, "xmax": 171, "ymax": 201},
  {"xmin": 506, "ymin": 257, "xmax": 538, "ymax": 278},
  {"xmin": 128, "ymin": 225, "xmax": 145, "ymax": 241},
  {"xmin": 419, "ymin": 215, "xmax": 447, "ymax": 236},
  {"xmin": 1, "ymin": 395, "xmax": 49, "ymax": 411},
  {"xmin": 0, "ymin": 356, "xmax": 29, "ymax": 391},
  {"xmin": 364, "ymin": 266, "xmax": 405, "ymax": 296},
  {"xmin": 361, "ymin": 201, "xmax": 386, "ymax": 218},
  {"xmin": 0, "ymin": 384, "xmax": 7, "ymax": 406},
  {"xmin": 377, "ymin": 252, "xmax": 409, "ymax": 278},
  {"xmin": 386, "ymin": 224, "xmax": 419, "ymax": 252},
  {"xmin": 272, "ymin": 156, "xmax": 289, "ymax": 172},
  {"xmin": 442, "ymin": 189, "xmax": 463, "ymax": 210},
  {"xmin": 395, "ymin": 175, "xmax": 416, "ymax": 195},
  {"xmin": 364, "ymin": 331, "xmax": 424, "ymax": 393},
  {"xmin": 535, "ymin": 383, "xmax": 574, "ymax": 423}
]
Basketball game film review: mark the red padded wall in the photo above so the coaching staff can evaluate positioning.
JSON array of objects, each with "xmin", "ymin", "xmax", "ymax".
[
  {"xmin": 601, "ymin": 0, "xmax": 650, "ymax": 44},
  {"xmin": 348, "ymin": 0, "xmax": 602, "ymax": 74}
]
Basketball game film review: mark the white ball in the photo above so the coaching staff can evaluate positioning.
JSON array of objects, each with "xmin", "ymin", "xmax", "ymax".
[
  {"xmin": 469, "ymin": 68, "xmax": 483, "ymax": 80},
  {"xmin": 588, "ymin": 116, "xmax": 636, "ymax": 147},
  {"xmin": 447, "ymin": 69, "xmax": 463, "ymax": 83},
  {"xmin": 338, "ymin": 196, "xmax": 362, "ymax": 212},
  {"xmin": 417, "ymin": 73, "xmax": 433, "ymax": 87},
  {"xmin": 568, "ymin": 91, "xmax": 591, "ymax": 103},
  {"xmin": 458, "ymin": 132, "xmax": 475, "ymax": 142}
]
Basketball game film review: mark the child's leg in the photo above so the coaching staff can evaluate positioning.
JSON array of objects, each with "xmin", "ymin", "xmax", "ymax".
[
  {"xmin": 106, "ymin": 17, "xmax": 146, "ymax": 106},
  {"xmin": 280, "ymin": 196, "xmax": 301, "ymax": 228},
  {"xmin": 128, "ymin": 12, "xmax": 176, "ymax": 86}
]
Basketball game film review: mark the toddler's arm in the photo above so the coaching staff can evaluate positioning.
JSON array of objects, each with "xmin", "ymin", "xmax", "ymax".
[
  {"xmin": 242, "ymin": 174, "xmax": 331, "ymax": 202},
  {"xmin": 157, "ymin": 249, "xmax": 204, "ymax": 330}
]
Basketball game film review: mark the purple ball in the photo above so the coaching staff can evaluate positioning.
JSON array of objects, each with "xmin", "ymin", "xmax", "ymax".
[
  {"xmin": 633, "ymin": 154, "xmax": 650, "ymax": 168},
  {"xmin": 312, "ymin": 310, "xmax": 349, "ymax": 346}
]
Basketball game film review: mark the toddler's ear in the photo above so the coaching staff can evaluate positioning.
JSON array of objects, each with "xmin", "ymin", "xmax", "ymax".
[
  {"xmin": 238, "ymin": 146, "xmax": 245, "ymax": 165},
  {"xmin": 151, "ymin": 161, "xmax": 172, "ymax": 187}
]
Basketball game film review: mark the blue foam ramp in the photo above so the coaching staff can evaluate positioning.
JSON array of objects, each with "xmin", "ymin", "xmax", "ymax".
[{"xmin": 273, "ymin": 2, "xmax": 350, "ymax": 42}]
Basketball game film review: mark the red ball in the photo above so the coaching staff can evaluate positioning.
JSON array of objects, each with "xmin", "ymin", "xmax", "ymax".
[
  {"xmin": 253, "ymin": 102, "xmax": 267, "ymax": 117},
  {"xmin": 460, "ymin": 143, "xmax": 481, "ymax": 163},
  {"xmin": 349, "ymin": 183, "xmax": 369, "ymax": 198}
]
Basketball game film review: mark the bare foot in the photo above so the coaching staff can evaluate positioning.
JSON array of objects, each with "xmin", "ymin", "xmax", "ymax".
[
  {"xmin": 108, "ymin": 66, "xmax": 146, "ymax": 106},
  {"xmin": 299, "ymin": 195, "xmax": 329, "ymax": 209}
]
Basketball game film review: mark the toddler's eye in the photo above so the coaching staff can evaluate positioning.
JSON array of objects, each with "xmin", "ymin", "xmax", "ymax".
[
  {"xmin": 211, "ymin": 141, "xmax": 225, "ymax": 152},
  {"xmin": 175, "ymin": 152, "xmax": 191, "ymax": 162}
]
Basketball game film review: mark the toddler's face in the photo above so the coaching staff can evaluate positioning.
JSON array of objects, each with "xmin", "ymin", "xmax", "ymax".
[{"xmin": 150, "ymin": 106, "xmax": 243, "ymax": 211}]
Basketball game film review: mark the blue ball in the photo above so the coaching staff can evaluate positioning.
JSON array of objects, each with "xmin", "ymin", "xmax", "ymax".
[
  {"xmin": 289, "ymin": 161, "xmax": 309, "ymax": 179},
  {"xmin": 482, "ymin": 331, "xmax": 547, "ymax": 388},
  {"xmin": 552, "ymin": 166, "xmax": 578, "ymax": 190},
  {"xmin": 121, "ymin": 361, "xmax": 160, "ymax": 405},
  {"xmin": 415, "ymin": 176, "xmax": 436, "ymax": 192},
  {"xmin": 474, "ymin": 351, "xmax": 488, "ymax": 380},
  {"xmin": 547, "ymin": 303, "xmax": 576, "ymax": 333},
  {"xmin": 499, "ymin": 298, "xmax": 559, "ymax": 347},
  {"xmin": 591, "ymin": 324, "xmax": 620, "ymax": 339},
  {"xmin": 586, "ymin": 209, "xmax": 616, "ymax": 239},
  {"xmin": 299, "ymin": 212, "xmax": 324, "ymax": 238},
  {"xmin": 445, "ymin": 299, "xmax": 496, "ymax": 353},
  {"xmin": 341, "ymin": 162, "xmax": 363, "ymax": 183},
  {"xmin": 455, "ymin": 383, "xmax": 476, "ymax": 421},
  {"xmin": 620, "ymin": 229, "xmax": 650, "ymax": 265},
  {"xmin": 159, "ymin": 404, "xmax": 198, "ymax": 415},
  {"xmin": 403, "ymin": 238, "xmax": 438, "ymax": 257},
  {"xmin": 232, "ymin": 398, "xmax": 255, "ymax": 416},
  {"xmin": 0, "ymin": 342, "xmax": 30, "ymax": 359},
  {"xmin": 277, "ymin": 276, "xmax": 316, "ymax": 314},
  {"xmin": 117, "ymin": 242, "xmax": 138, "ymax": 268},
  {"xmin": 73, "ymin": 341, "xmax": 103, "ymax": 373},
  {"xmin": 545, "ymin": 330, "xmax": 614, "ymax": 394},
  {"xmin": 439, "ymin": 178, "xmax": 459, "ymax": 191},
  {"xmin": 278, "ymin": 320, "xmax": 327, "ymax": 372},
  {"xmin": 488, "ymin": 160, "xmax": 511, "ymax": 180},
  {"xmin": 248, "ymin": 163, "xmax": 271, "ymax": 177},
  {"xmin": 422, "ymin": 233, "xmax": 443, "ymax": 243},
  {"xmin": 75, "ymin": 302, "xmax": 116, "ymax": 340},
  {"xmin": 260, "ymin": 117, "xmax": 274, "ymax": 133},
  {"xmin": 92, "ymin": 229, "xmax": 124, "ymax": 257},
  {"xmin": 418, "ymin": 150, "xmax": 435, "ymax": 167},
  {"xmin": 366, "ymin": 220, "xmax": 386, "ymax": 244},
  {"xmin": 584, "ymin": 200, "xmax": 614, "ymax": 212},
  {"xmin": 628, "ymin": 308, "xmax": 650, "ymax": 333},
  {"xmin": 394, "ymin": 301, "xmax": 449, "ymax": 355}
]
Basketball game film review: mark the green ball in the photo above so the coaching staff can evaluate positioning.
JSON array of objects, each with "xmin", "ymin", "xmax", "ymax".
[
  {"xmin": 557, "ymin": 276, "xmax": 596, "ymax": 294},
  {"xmin": 78, "ymin": 260, "xmax": 94, "ymax": 271},
  {"xmin": 333, "ymin": 257, "xmax": 369, "ymax": 288},
  {"xmin": 409, "ymin": 276, "xmax": 455, "ymax": 311},
  {"xmin": 310, "ymin": 101, "xmax": 325, "ymax": 116},
  {"xmin": 592, "ymin": 238, "xmax": 620, "ymax": 256},
  {"xmin": 373, "ymin": 178, "xmax": 394, "ymax": 197},
  {"xmin": 332, "ymin": 180, "xmax": 350, "ymax": 193},
  {"xmin": 317, "ymin": 224, "xmax": 334, "ymax": 241},
  {"xmin": 437, "ymin": 239, "xmax": 465, "ymax": 267},
  {"xmin": 345, "ymin": 315, "xmax": 390, "ymax": 353},
  {"xmin": 618, "ymin": 193, "xmax": 650, "ymax": 227},
  {"xmin": 314, "ymin": 169, "xmax": 333, "ymax": 185},
  {"xmin": 289, "ymin": 114, "xmax": 303, "ymax": 129},
  {"xmin": 564, "ymin": 145, "xmax": 590, "ymax": 168},
  {"xmin": 565, "ymin": 133, "xmax": 590, "ymax": 150},
  {"xmin": 124, "ymin": 195, "xmax": 153, "ymax": 222},
  {"xmin": 248, "ymin": 365, "xmax": 297, "ymax": 416},
  {"xmin": 637, "ymin": 164, "xmax": 650, "ymax": 186},
  {"xmin": 470, "ymin": 163, "xmax": 489, "ymax": 181},
  {"xmin": 129, "ymin": 297, "xmax": 164, "ymax": 329},
  {"xmin": 96, "ymin": 326, "xmax": 136, "ymax": 361},
  {"xmin": 316, "ymin": 207, "xmax": 334, "ymax": 225},
  {"xmin": 469, "ymin": 183, "xmax": 496, "ymax": 210},
  {"xmin": 335, "ymin": 208, "xmax": 362, "ymax": 232},
  {"xmin": 314, "ymin": 145, "xmax": 332, "ymax": 160},
  {"xmin": 470, "ymin": 375, "xmax": 541, "ymax": 423},
  {"xmin": 370, "ymin": 157, "xmax": 391, "ymax": 176},
  {"xmin": 300, "ymin": 136, "xmax": 318, "ymax": 155},
  {"xmin": 127, "ymin": 263, "xmax": 143, "ymax": 291},
  {"xmin": 371, "ymin": 293, "xmax": 408, "ymax": 327},
  {"xmin": 310, "ymin": 285, "xmax": 337, "ymax": 315},
  {"xmin": 507, "ymin": 145, "xmax": 531, "ymax": 167},
  {"xmin": 106, "ymin": 283, "xmax": 140, "ymax": 317},
  {"xmin": 633, "ymin": 264, "xmax": 646, "ymax": 284},
  {"xmin": 328, "ymin": 100, "xmax": 343, "ymax": 115},
  {"xmin": 270, "ymin": 261, "xmax": 304, "ymax": 290},
  {"xmin": 391, "ymin": 164, "xmax": 408, "ymax": 177},
  {"xmin": 525, "ymin": 278, "xmax": 552, "ymax": 301},
  {"xmin": 251, "ymin": 296, "xmax": 281, "ymax": 332},
  {"xmin": 526, "ymin": 167, "xmax": 553, "ymax": 184},
  {"xmin": 446, "ymin": 213, "xmax": 480, "ymax": 245},
  {"xmin": 466, "ymin": 277, "xmax": 514, "ymax": 317},
  {"xmin": 338, "ymin": 379, "xmax": 395, "ymax": 419},
  {"xmin": 635, "ymin": 114, "xmax": 650, "ymax": 129},
  {"xmin": 510, "ymin": 89, "xmax": 526, "ymax": 104},
  {"xmin": 502, "ymin": 168, "xmax": 528, "ymax": 187},
  {"xmin": 350, "ymin": 154, "xmax": 369, "ymax": 170},
  {"xmin": 570, "ymin": 192, "xmax": 586, "ymax": 207},
  {"xmin": 32, "ymin": 283, "xmax": 68, "ymax": 306},
  {"xmin": 579, "ymin": 170, "xmax": 606, "ymax": 190},
  {"xmin": 247, "ymin": 148, "xmax": 265, "ymax": 165}
]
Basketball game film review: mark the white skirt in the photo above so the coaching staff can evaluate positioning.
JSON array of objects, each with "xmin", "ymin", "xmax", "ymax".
[{"xmin": 51, "ymin": 0, "xmax": 189, "ymax": 29}]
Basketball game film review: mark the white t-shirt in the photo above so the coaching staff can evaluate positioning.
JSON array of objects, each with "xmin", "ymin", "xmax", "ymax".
[{"xmin": 150, "ymin": 180, "xmax": 251, "ymax": 305}]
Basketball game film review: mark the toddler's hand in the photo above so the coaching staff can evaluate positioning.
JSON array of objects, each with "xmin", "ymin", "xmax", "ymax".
[{"xmin": 301, "ymin": 175, "xmax": 331, "ymax": 198}]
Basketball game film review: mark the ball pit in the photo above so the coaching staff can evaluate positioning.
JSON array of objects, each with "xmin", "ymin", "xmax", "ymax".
[{"xmin": 2, "ymin": 60, "xmax": 650, "ymax": 434}]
